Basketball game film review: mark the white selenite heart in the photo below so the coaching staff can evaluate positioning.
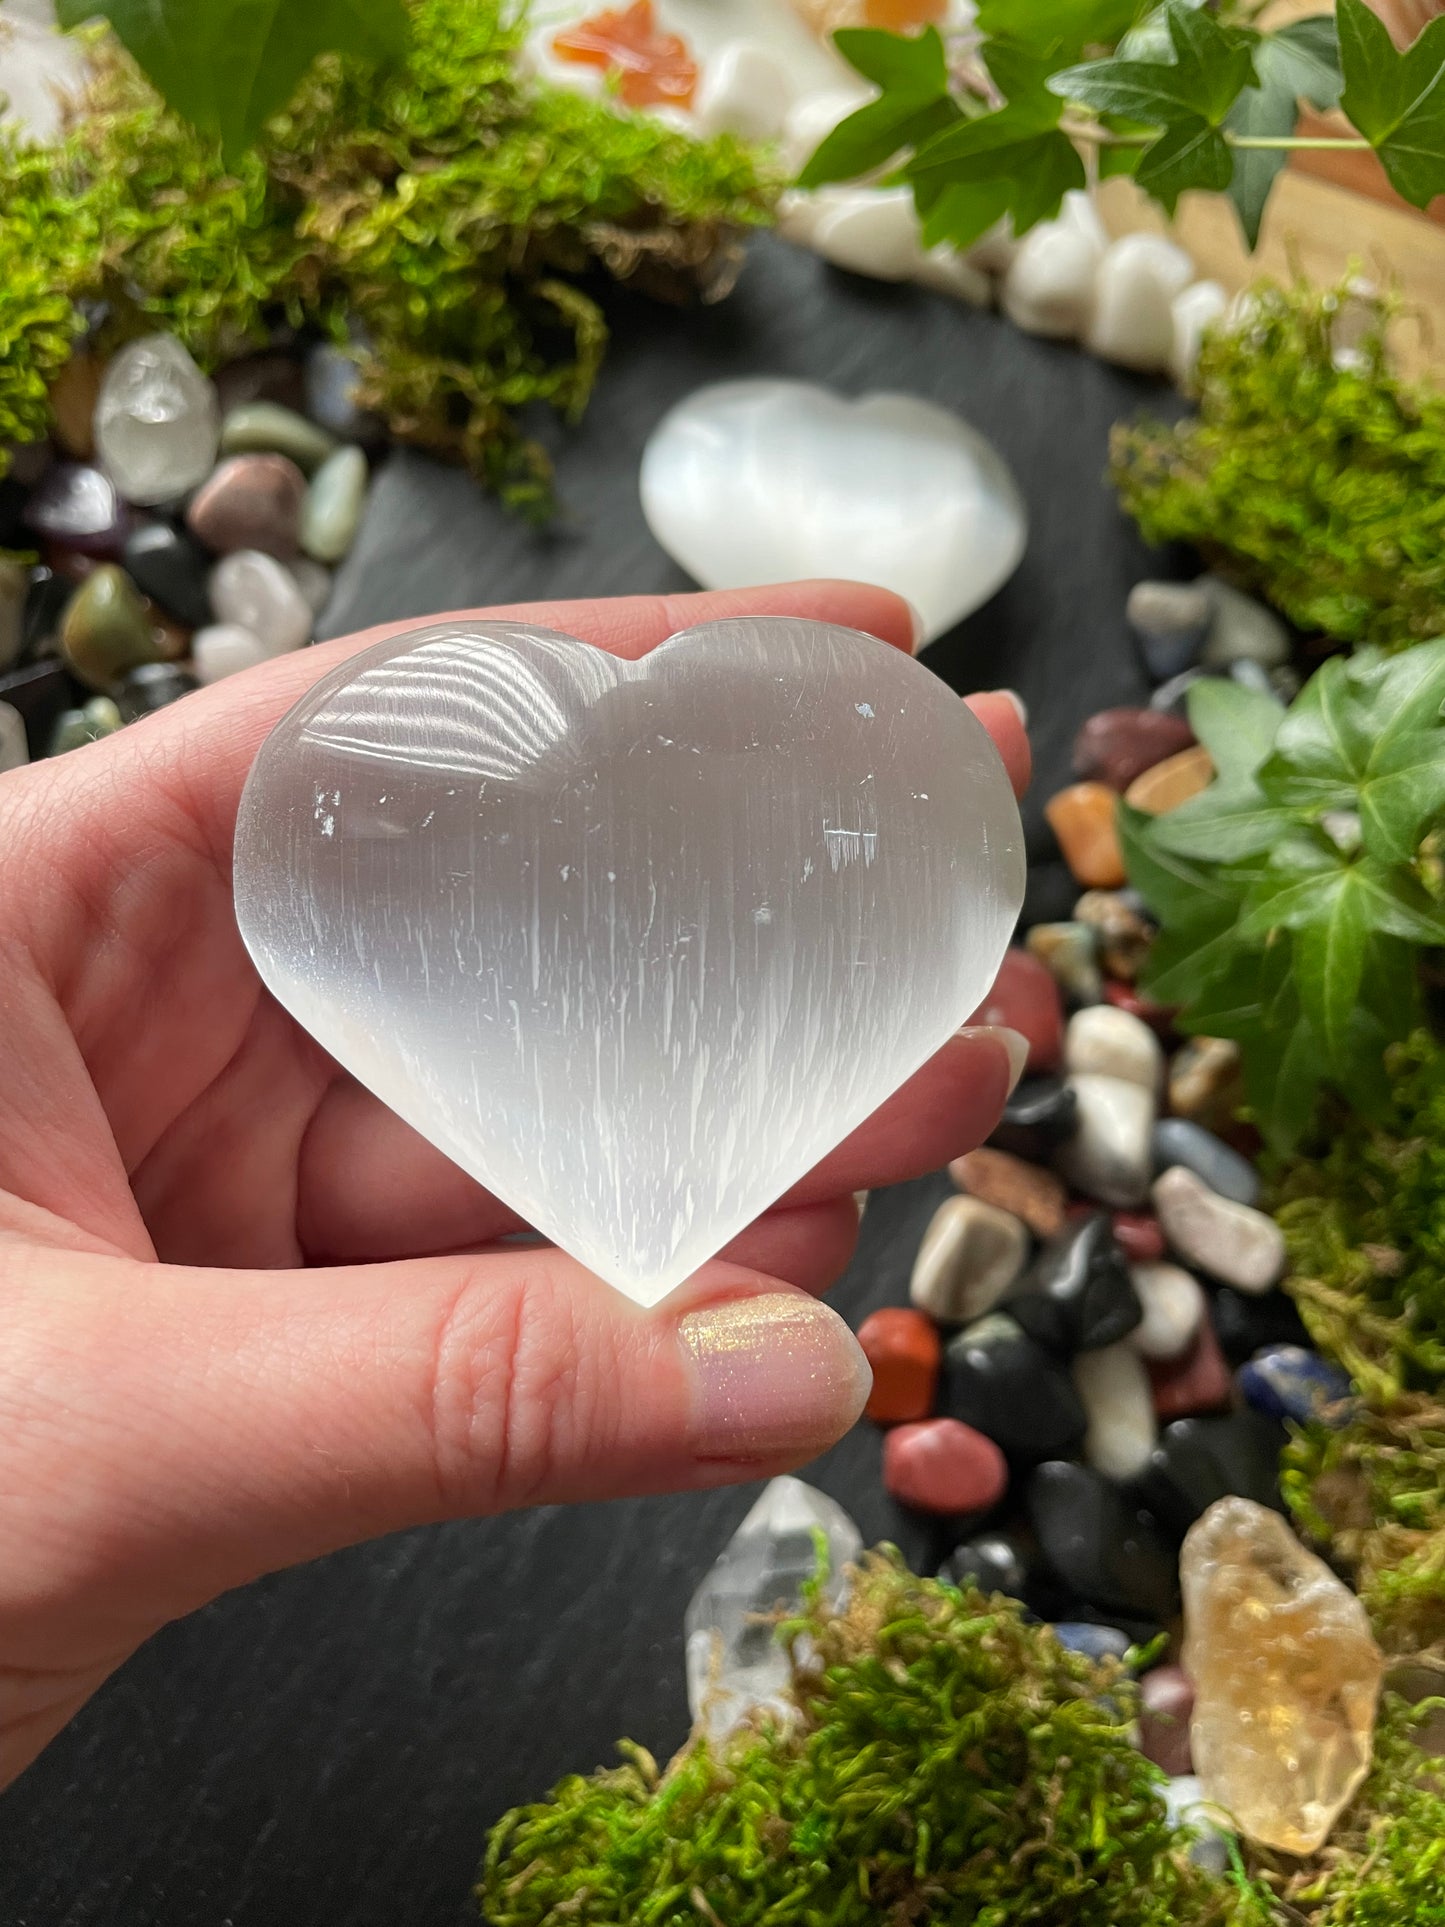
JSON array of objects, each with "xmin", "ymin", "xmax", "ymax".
[
  {"xmin": 233, "ymin": 617, "xmax": 1025, "ymax": 1305},
  {"xmin": 640, "ymin": 380, "xmax": 1027, "ymax": 643}
]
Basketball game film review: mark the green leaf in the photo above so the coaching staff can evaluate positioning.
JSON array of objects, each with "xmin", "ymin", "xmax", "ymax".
[
  {"xmin": 831, "ymin": 23, "xmax": 949, "ymax": 92},
  {"xmin": 1185, "ymin": 675, "xmax": 1284, "ymax": 781},
  {"xmin": 1293, "ymin": 869, "xmax": 1368, "ymax": 1070},
  {"xmin": 1098, "ymin": 112, "xmax": 1151, "ymax": 177},
  {"xmin": 1116, "ymin": 797, "xmax": 1239, "ymax": 925},
  {"xmin": 1147, "ymin": 783, "xmax": 1294, "ymax": 860},
  {"xmin": 56, "ymin": 0, "xmax": 408, "ymax": 160},
  {"xmin": 1266, "ymin": 653, "xmax": 1374, "ymax": 790},
  {"xmin": 1051, "ymin": 1, "xmax": 1257, "ymax": 129},
  {"xmin": 1338, "ymin": 0, "xmax": 1445, "ymax": 210},
  {"xmin": 1354, "ymin": 633, "xmax": 1445, "ymax": 741},
  {"xmin": 1243, "ymin": 1002, "xmax": 1322, "ymax": 1153},
  {"xmin": 1224, "ymin": 20, "xmax": 1340, "ymax": 246},
  {"xmin": 799, "ymin": 93, "xmax": 959, "ymax": 187},
  {"xmin": 1354, "ymin": 860, "xmax": 1445, "ymax": 944},
  {"xmin": 1144, "ymin": 913, "xmax": 1248, "ymax": 1005},
  {"xmin": 1236, "ymin": 862, "xmax": 1347, "ymax": 941},
  {"xmin": 975, "ymin": 0, "xmax": 1143, "ymax": 65},
  {"xmin": 906, "ymin": 108, "xmax": 1085, "ymax": 245},
  {"xmin": 1135, "ymin": 115, "xmax": 1232, "ymax": 213},
  {"xmin": 1359, "ymin": 729, "xmax": 1445, "ymax": 862}
]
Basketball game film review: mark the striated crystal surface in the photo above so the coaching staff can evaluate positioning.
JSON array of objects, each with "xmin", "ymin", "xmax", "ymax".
[
  {"xmin": 94, "ymin": 334, "xmax": 220, "ymax": 506},
  {"xmin": 234, "ymin": 618, "xmax": 1024, "ymax": 1304},
  {"xmin": 1181, "ymin": 1496, "xmax": 1384, "ymax": 1854},
  {"xmin": 684, "ymin": 1476, "xmax": 861, "ymax": 1737}
]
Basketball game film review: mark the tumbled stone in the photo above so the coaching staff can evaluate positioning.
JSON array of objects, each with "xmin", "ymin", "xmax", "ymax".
[
  {"xmin": 1136, "ymin": 1410, "xmax": 1286, "ymax": 1540},
  {"xmin": 0, "ymin": 558, "xmax": 26, "ymax": 671},
  {"xmin": 0, "ymin": 699, "xmax": 27, "ymax": 773},
  {"xmin": 1238, "ymin": 1346, "xmax": 1355, "ymax": 1429},
  {"xmin": 148, "ymin": 609, "xmax": 193, "ymax": 664},
  {"xmin": 1163, "ymin": 1773, "xmax": 1232, "ymax": 1874},
  {"xmin": 910, "ymin": 1195, "xmax": 1030, "ymax": 1325},
  {"xmin": 304, "ymin": 341, "xmax": 384, "ymax": 443},
  {"xmin": 940, "ymin": 1529, "xmax": 1040, "ymax": 1606},
  {"xmin": 1046, "ymin": 781, "xmax": 1127, "ymax": 887},
  {"xmin": 94, "ymin": 334, "xmax": 220, "ymax": 506},
  {"xmin": 214, "ymin": 351, "xmax": 308, "ymax": 415},
  {"xmin": 1150, "ymin": 667, "xmax": 1208, "ymax": 717},
  {"xmin": 1029, "ymin": 1459, "xmax": 1180, "ymax": 1620},
  {"xmin": 1055, "ymin": 1074, "xmax": 1155, "ymax": 1208},
  {"xmin": 951, "ymin": 1146, "xmax": 1066, "ymax": 1239},
  {"xmin": 23, "ymin": 462, "xmax": 129, "ymax": 557},
  {"xmin": 59, "ymin": 564, "xmax": 159, "ymax": 689},
  {"xmin": 1153, "ymin": 1117, "xmax": 1259, "ymax": 1207},
  {"xmin": 1211, "ymin": 1284, "xmax": 1311, "ymax": 1365},
  {"xmin": 288, "ymin": 556, "xmax": 333, "ymax": 615},
  {"xmin": 1074, "ymin": 889, "xmax": 1153, "ymax": 981},
  {"xmin": 191, "ymin": 621, "xmax": 273, "ymax": 684},
  {"xmin": 48, "ymin": 349, "xmax": 104, "ymax": 459},
  {"xmin": 685, "ymin": 1476, "xmax": 861, "ymax": 1738},
  {"xmin": 1128, "ymin": 1262, "xmax": 1205, "ymax": 1362},
  {"xmin": 1006, "ymin": 1212, "xmax": 1140, "ymax": 1355},
  {"xmin": 1025, "ymin": 920, "xmax": 1102, "ymax": 1005},
  {"xmin": 1112, "ymin": 1210, "xmax": 1165, "ymax": 1264},
  {"xmin": 1073, "ymin": 707, "xmax": 1195, "ymax": 793},
  {"xmin": 1055, "ymin": 1620, "xmax": 1131, "ymax": 1660},
  {"xmin": 989, "ymin": 1074, "xmax": 1079, "ymax": 1160},
  {"xmin": 884, "ymin": 1416, "xmax": 1007, "ymax": 1514},
  {"xmin": 1124, "ymin": 744, "xmax": 1214, "ymax": 815},
  {"xmin": 968, "ymin": 947, "xmax": 1064, "ymax": 1074},
  {"xmin": 300, "ymin": 444, "xmax": 368, "ymax": 563},
  {"xmin": 1139, "ymin": 1665, "xmax": 1195, "ymax": 1775},
  {"xmin": 1127, "ymin": 578, "xmax": 1212, "ymax": 680},
  {"xmin": 114, "ymin": 660, "xmax": 199, "ymax": 721},
  {"xmin": 1169, "ymin": 1036, "xmax": 1243, "ymax": 1130},
  {"xmin": 208, "ymin": 550, "xmax": 312, "ymax": 654},
  {"xmin": 49, "ymin": 694, "xmax": 123, "ymax": 755},
  {"xmin": 123, "ymin": 522, "xmax": 214, "ymax": 630},
  {"xmin": 1181, "ymin": 1495, "xmax": 1383, "ymax": 1853},
  {"xmin": 1103, "ymin": 982, "xmax": 1176, "ymax": 1036},
  {"xmin": 1065, "ymin": 1004, "xmax": 1161, "ymax": 1093},
  {"xmin": 187, "ymin": 453, "xmax": 306, "ymax": 558},
  {"xmin": 1074, "ymin": 1339, "xmax": 1157, "ymax": 1481},
  {"xmin": 219, "ymin": 400, "xmax": 338, "ymax": 473},
  {"xmin": 942, "ymin": 1313, "xmax": 1087, "ymax": 1461},
  {"xmin": 0, "ymin": 659, "xmax": 71, "ymax": 754},
  {"xmin": 1147, "ymin": 1310, "xmax": 1233, "ymax": 1420},
  {"xmin": 1085, "ymin": 234, "xmax": 1194, "ymax": 371},
  {"xmin": 1153, "ymin": 1166, "xmax": 1285, "ymax": 1292},
  {"xmin": 857, "ymin": 1306, "xmax": 940, "ymax": 1424},
  {"xmin": 1201, "ymin": 579, "xmax": 1289, "ymax": 671}
]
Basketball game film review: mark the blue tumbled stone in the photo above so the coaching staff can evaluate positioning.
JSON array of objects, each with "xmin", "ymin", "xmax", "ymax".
[
  {"xmin": 1238, "ymin": 1345, "xmax": 1355, "ymax": 1429},
  {"xmin": 1153, "ymin": 1116, "xmax": 1260, "ymax": 1206},
  {"xmin": 1053, "ymin": 1621, "xmax": 1132, "ymax": 1662}
]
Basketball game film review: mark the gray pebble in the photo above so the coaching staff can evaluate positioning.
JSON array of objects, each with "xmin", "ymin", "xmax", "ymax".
[
  {"xmin": 1127, "ymin": 578, "xmax": 1213, "ymax": 680},
  {"xmin": 1154, "ymin": 1117, "xmax": 1260, "ymax": 1206},
  {"xmin": 1149, "ymin": 667, "xmax": 1208, "ymax": 716},
  {"xmin": 1201, "ymin": 578, "xmax": 1289, "ymax": 670}
]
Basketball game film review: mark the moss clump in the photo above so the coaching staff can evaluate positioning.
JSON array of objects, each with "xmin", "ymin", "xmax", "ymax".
[
  {"xmin": 478, "ymin": 1551, "xmax": 1258, "ymax": 1926},
  {"xmin": 0, "ymin": 0, "xmax": 776, "ymax": 511},
  {"xmin": 1111, "ymin": 279, "xmax": 1445, "ymax": 654}
]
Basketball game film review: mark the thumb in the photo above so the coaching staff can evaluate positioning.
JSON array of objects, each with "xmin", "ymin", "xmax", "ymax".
[{"xmin": 14, "ymin": 1245, "xmax": 872, "ymax": 1620}]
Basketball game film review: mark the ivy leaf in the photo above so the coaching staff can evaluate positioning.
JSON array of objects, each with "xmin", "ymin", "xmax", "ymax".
[
  {"xmin": 1186, "ymin": 674, "xmax": 1284, "ymax": 782},
  {"xmin": 1354, "ymin": 860, "xmax": 1445, "ymax": 944},
  {"xmin": 56, "ymin": 0, "xmax": 409, "ymax": 161},
  {"xmin": 1242, "ymin": 999, "xmax": 1321, "ymax": 1153},
  {"xmin": 831, "ymin": 23, "xmax": 949, "ymax": 92},
  {"xmin": 1292, "ymin": 868, "xmax": 1368, "ymax": 1071},
  {"xmin": 1116, "ymin": 797, "xmax": 1239, "ymax": 927},
  {"xmin": 1339, "ymin": 0, "xmax": 1445, "ymax": 209},
  {"xmin": 1144, "ymin": 910, "xmax": 1248, "ymax": 1005},
  {"xmin": 1351, "ymin": 633, "xmax": 1445, "ymax": 740},
  {"xmin": 1359, "ymin": 729, "xmax": 1445, "ymax": 862},
  {"xmin": 1148, "ymin": 782, "xmax": 1294, "ymax": 860},
  {"xmin": 1135, "ymin": 115, "xmax": 1232, "ymax": 212},
  {"xmin": 1051, "ymin": 1, "xmax": 1257, "ymax": 129},
  {"xmin": 975, "ymin": 0, "xmax": 1143, "ymax": 65},
  {"xmin": 1226, "ymin": 17, "xmax": 1342, "ymax": 247},
  {"xmin": 801, "ymin": 28, "xmax": 959, "ymax": 186},
  {"xmin": 1258, "ymin": 655, "xmax": 1373, "ymax": 803},
  {"xmin": 1236, "ymin": 860, "xmax": 1347, "ymax": 941},
  {"xmin": 906, "ymin": 107, "xmax": 1085, "ymax": 246}
]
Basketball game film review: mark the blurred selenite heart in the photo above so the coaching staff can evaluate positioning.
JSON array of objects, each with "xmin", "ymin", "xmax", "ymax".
[
  {"xmin": 640, "ymin": 381, "xmax": 1027, "ymax": 643},
  {"xmin": 233, "ymin": 618, "xmax": 1025, "ymax": 1305}
]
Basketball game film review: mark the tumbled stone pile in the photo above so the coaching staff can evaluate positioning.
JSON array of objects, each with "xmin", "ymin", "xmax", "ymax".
[
  {"xmin": 0, "ymin": 332, "xmax": 377, "ymax": 768},
  {"xmin": 853, "ymin": 591, "xmax": 1361, "ymax": 1838}
]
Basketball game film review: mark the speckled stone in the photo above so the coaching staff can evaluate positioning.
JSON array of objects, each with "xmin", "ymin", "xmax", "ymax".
[
  {"xmin": 1074, "ymin": 889, "xmax": 1153, "ymax": 981},
  {"xmin": 910, "ymin": 1195, "xmax": 1030, "ymax": 1325},
  {"xmin": 59, "ymin": 564, "xmax": 160, "ymax": 689},
  {"xmin": 1025, "ymin": 921, "xmax": 1102, "ymax": 1005},
  {"xmin": 186, "ymin": 454, "xmax": 307, "ymax": 558},
  {"xmin": 1152, "ymin": 1166, "xmax": 1285, "ymax": 1292}
]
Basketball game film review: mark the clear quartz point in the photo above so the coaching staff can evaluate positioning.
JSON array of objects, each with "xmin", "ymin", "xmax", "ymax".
[
  {"xmin": 95, "ymin": 334, "xmax": 220, "ymax": 506},
  {"xmin": 233, "ymin": 617, "xmax": 1024, "ymax": 1305},
  {"xmin": 684, "ymin": 1476, "xmax": 862, "ymax": 1738}
]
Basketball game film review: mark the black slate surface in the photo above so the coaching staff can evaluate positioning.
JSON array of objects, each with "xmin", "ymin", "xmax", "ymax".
[{"xmin": 0, "ymin": 233, "xmax": 1184, "ymax": 1926}]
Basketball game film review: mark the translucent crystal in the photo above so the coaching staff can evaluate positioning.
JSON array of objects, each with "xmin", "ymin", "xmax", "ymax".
[
  {"xmin": 94, "ymin": 334, "xmax": 220, "ymax": 506},
  {"xmin": 684, "ymin": 1476, "xmax": 861, "ymax": 1738},
  {"xmin": 1181, "ymin": 1496, "xmax": 1384, "ymax": 1854},
  {"xmin": 233, "ymin": 618, "xmax": 1024, "ymax": 1304}
]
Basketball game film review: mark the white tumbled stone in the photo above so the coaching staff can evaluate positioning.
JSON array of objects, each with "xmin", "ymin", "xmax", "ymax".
[
  {"xmin": 1065, "ymin": 1004, "xmax": 1162, "ymax": 1092},
  {"xmin": 1085, "ymin": 234, "xmax": 1196, "ymax": 372},
  {"xmin": 209, "ymin": 550, "xmax": 312, "ymax": 655},
  {"xmin": 910, "ymin": 1194, "xmax": 1030, "ymax": 1324},
  {"xmin": 693, "ymin": 40, "xmax": 794, "ymax": 141},
  {"xmin": 1128, "ymin": 1261, "xmax": 1206, "ymax": 1361},
  {"xmin": 811, "ymin": 186, "xmax": 924, "ymax": 281},
  {"xmin": 1054, "ymin": 1073, "xmax": 1155, "ymax": 1208},
  {"xmin": 1073, "ymin": 1339, "xmax": 1157, "ymax": 1481},
  {"xmin": 0, "ymin": 699, "xmax": 28, "ymax": 773},
  {"xmin": 913, "ymin": 247, "xmax": 993, "ymax": 307},
  {"xmin": 1000, "ymin": 192, "xmax": 1106, "ymax": 339},
  {"xmin": 1170, "ymin": 278, "xmax": 1228, "ymax": 390},
  {"xmin": 191, "ymin": 621, "xmax": 273, "ymax": 684},
  {"xmin": 779, "ymin": 85, "xmax": 871, "ymax": 175},
  {"xmin": 1153, "ymin": 1166, "xmax": 1286, "ymax": 1293}
]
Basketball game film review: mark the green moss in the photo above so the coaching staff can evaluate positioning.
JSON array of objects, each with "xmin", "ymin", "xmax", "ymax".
[
  {"xmin": 478, "ymin": 1552, "xmax": 1260, "ymax": 1926},
  {"xmin": 0, "ymin": 0, "xmax": 777, "ymax": 510},
  {"xmin": 1111, "ymin": 279, "xmax": 1445, "ymax": 653}
]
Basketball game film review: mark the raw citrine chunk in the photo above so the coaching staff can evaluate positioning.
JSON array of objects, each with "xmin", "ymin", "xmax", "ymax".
[{"xmin": 552, "ymin": 0, "xmax": 697, "ymax": 109}]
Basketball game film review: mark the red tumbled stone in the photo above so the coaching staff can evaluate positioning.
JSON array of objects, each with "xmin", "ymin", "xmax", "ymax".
[
  {"xmin": 1147, "ymin": 1310, "xmax": 1232, "ymax": 1420},
  {"xmin": 858, "ymin": 1307, "xmax": 941, "ymax": 1424},
  {"xmin": 883, "ymin": 1417, "xmax": 1007, "ymax": 1515},
  {"xmin": 1138, "ymin": 1665, "xmax": 1195, "ymax": 1775},
  {"xmin": 969, "ymin": 946, "xmax": 1064, "ymax": 1073},
  {"xmin": 1074, "ymin": 708, "xmax": 1196, "ymax": 793},
  {"xmin": 1113, "ymin": 1210, "xmax": 1166, "ymax": 1263},
  {"xmin": 1104, "ymin": 979, "xmax": 1178, "ymax": 1037}
]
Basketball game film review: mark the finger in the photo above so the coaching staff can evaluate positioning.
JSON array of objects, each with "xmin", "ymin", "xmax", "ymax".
[
  {"xmin": 966, "ymin": 691, "xmax": 1031, "ymax": 799},
  {"xmin": 717, "ymin": 1197, "xmax": 861, "ymax": 1295},
  {"xmin": 21, "ymin": 1247, "xmax": 871, "ymax": 1623},
  {"xmin": 295, "ymin": 1027, "xmax": 1022, "ymax": 1263}
]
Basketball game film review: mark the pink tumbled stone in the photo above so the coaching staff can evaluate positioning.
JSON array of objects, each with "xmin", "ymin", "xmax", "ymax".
[
  {"xmin": 1147, "ymin": 1311, "xmax": 1232, "ymax": 1420},
  {"xmin": 883, "ymin": 1417, "xmax": 1007, "ymax": 1515},
  {"xmin": 1074, "ymin": 707, "xmax": 1195, "ymax": 793},
  {"xmin": 1138, "ymin": 1664, "xmax": 1195, "ymax": 1775},
  {"xmin": 969, "ymin": 946, "xmax": 1064, "ymax": 1073}
]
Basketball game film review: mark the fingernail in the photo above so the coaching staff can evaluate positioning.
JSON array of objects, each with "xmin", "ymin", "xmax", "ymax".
[
  {"xmin": 955, "ymin": 1022, "xmax": 1030, "ymax": 1096},
  {"xmin": 903, "ymin": 598, "xmax": 929, "ymax": 655},
  {"xmin": 996, "ymin": 688, "xmax": 1028, "ymax": 728},
  {"xmin": 678, "ymin": 1293, "xmax": 872, "ymax": 1461}
]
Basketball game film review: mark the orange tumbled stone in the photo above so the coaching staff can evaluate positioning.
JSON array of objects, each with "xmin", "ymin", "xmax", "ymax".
[
  {"xmin": 1044, "ymin": 781, "xmax": 1127, "ymax": 888},
  {"xmin": 553, "ymin": 0, "xmax": 697, "ymax": 107},
  {"xmin": 864, "ymin": 0, "xmax": 946, "ymax": 25},
  {"xmin": 857, "ymin": 1307, "xmax": 941, "ymax": 1424},
  {"xmin": 1125, "ymin": 743, "xmax": 1215, "ymax": 815}
]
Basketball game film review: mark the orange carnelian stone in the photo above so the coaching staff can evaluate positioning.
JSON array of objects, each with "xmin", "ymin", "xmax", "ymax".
[
  {"xmin": 553, "ymin": 0, "xmax": 697, "ymax": 109},
  {"xmin": 858, "ymin": 1306, "xmax": 941, "ymax": 1424},
  {"xmin": 1044, "ymin": 781, "xmax": 1128, "ymax": 888},
  {"xmin": 863, "ymin": 0, "xmax": 946, "ymax": 26}
]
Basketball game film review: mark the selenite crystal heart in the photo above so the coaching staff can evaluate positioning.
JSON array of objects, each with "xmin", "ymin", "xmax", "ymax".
[{"xmin": 233, "ymin": 618, "xmax": 1025, "ymax": 1305}]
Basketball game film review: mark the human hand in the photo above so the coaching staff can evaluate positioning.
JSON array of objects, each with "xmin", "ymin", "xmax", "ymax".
[{"xmin": 0, "ymin": 579, "xmax": 1029, "ymax": 1787}]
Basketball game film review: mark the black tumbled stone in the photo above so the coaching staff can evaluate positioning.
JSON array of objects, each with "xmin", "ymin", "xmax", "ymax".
[
  {"xmin": 989, "ymin": 1075, "xmax": 1079, "ymax": 1160},
  {"xmin": 22, "ymin": 566, "xmax": 73, "ymax": 660},
  {"xmin": 0, "ymin": 658, "xmax": 82, "ymax": 759},
  {"xmin": 1005, "ymin": 1211, "xmax": 1141, "ymax": 1356},
  {"xmin": 939, "ymin": 1530, "xmax": 1036, "ymax": 1606},
  {"xmin": 1131, "ymin": 1410, "xmax": 1287, "ymax": 1541},
  {"xmin": 115, "ymin": 660, "xmax": 200, "ymax": 721},
  {"xmin": 1029, "ymin": 1460, "xmax": 1181, "ymax": 1622},
  {"xmin": 941, "ymin": 1313, "xmax": 1087, "ymax": 1462},
  {"xmin": 1209, "ymin": 1284, "xmax": 1311, "ymax": 1364},
  {"xmin": 123, "ymin": 522, "xmax": 214, "ymax": 630}
]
